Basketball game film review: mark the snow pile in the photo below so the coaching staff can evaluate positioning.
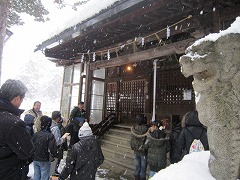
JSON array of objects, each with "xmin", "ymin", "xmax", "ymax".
[
  {"xmin": 152, "ymin": 151, "xmax": 215, "ymax": 180},
  {"xmin": 190, "ymin": 16, "xmax": 240, "ymax": 48}
]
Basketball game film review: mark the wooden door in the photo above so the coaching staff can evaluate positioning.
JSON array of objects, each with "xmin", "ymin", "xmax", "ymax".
[{"xmin": 119, "ymin": 80, "xmax": 146, "ymax": 123}]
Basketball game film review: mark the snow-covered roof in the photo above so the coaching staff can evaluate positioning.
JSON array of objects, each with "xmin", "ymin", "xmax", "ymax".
[
  {"xmin": 36, "ymin": 0, "xmax": 240, "ymax": 63},
  {"xmin": 35, "ymin": 0, "xmax": 144, "ymax": 51}
]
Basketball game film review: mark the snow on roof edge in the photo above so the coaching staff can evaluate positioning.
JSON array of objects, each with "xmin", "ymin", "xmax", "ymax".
[
  {"xmin": 188, "ymin": 16, "xmax": 240, "ymax": 49},
  {"xmin": 35, "ymin": 0, "xmax": 125, "ymax": 51}
]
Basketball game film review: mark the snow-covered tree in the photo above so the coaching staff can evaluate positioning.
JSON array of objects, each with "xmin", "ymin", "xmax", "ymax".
[{"xmin": 0, "ymin": 0, "xmax": 89, "ymax": 84}]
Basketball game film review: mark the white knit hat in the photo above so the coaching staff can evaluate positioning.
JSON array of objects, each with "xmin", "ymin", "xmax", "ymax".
[{"xmin": 78, "ymin": 122, "xmax": 93, "ymax": 137}]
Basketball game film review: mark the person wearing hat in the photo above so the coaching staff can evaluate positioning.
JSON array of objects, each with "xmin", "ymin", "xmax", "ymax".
[
  {"xmin": 32, "ymin": 115, "xmax": 58, "ymax": 180},
  {"xmin": 144, "ymin": 120, "xmax": 170, "ymax": 178},
  {"xmin": 59, "ymin": 122, "xmax": 104, "ymax": 180},
  {"xmin": 50, "ymin": 111, "xmax": 69, "ymax": 177},
  {"xmin": 0, "ymin": 79, "xmax": 34, "ymax": 180}
]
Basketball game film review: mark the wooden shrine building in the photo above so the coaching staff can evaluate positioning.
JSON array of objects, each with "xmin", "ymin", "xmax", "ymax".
[{"xmin": 36, "ymin": 0, "xmax": 240, "ymax": 128}]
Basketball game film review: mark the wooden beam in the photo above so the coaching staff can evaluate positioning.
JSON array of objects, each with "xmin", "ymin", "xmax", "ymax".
[{"xmin": 90, "ymin": 38, "xmax": 195, "ymax": 70}]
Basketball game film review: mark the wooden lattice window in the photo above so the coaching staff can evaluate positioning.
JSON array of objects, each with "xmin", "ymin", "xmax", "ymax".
[
  {"xmin": 156, "ymin": 68, "xmax": 194, "ymax": 104},
  {"xmin": 106, "ymin": 82, "xmax": 117, "ymax": 114},
  {"xmin": 119, "ymin": 80, "xmax": 145, "ymax": 118}
]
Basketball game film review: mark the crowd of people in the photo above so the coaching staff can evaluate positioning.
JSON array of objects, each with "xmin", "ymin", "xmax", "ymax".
[
  {"xmin": 0, "ymin": 78, "xmax": 210, "ymax": 180},
  {"xmin": 0, "ymin": 79, "xmax": 104, "ymax": 180},
  {"xmin": 130, "ymin": 111, "xmax": 209, "ymax": 180}
]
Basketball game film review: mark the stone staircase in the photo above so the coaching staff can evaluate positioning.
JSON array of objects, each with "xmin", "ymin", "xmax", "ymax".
[{"xmin": 99, "ymin": 124, "xmax": 135, "ymax": 179}]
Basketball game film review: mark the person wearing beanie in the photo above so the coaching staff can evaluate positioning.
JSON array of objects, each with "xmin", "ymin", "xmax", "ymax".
[
  {"xmin": 50, "ymin": 111, "xmax": 69, "ymax": 177},
  {"xmin": 78, "ymin": 121, "xmax": 93, "ymax": 137},
  {"xmin": 59, "ymin": 122, "xmax": 104, "ymax": 180},
  {"xmin": 130, "ymin": 114, "xmax": 148, "ymax": 180},
  {"xmin": 32, "ymin": 116, "xmax": 58, "ymax": 180},
  {"xmin": 0, "ymin": 79, "xmax": 34, "ymax": 180}
]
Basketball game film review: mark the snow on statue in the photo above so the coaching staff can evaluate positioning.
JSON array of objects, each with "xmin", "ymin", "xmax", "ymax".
[{"xmin": 179, "ymin": 16, "xmax": 240, "ymax": 180}]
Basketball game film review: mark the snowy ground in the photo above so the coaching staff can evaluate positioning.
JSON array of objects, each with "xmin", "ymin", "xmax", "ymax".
[
  {"xmin": 28, "ymin": 163, "xmax": 116, "ymax": 180},
  {"xmin": 28, "ymin": 151, "xmax": 128, "ymax": 180},
  {"xmin": 152, "ymin": 151, "xmax": 215, "ymax": 180},
  {"xmin": 28, "ymin": 151, "xmax": 215, "ymax": 180}
]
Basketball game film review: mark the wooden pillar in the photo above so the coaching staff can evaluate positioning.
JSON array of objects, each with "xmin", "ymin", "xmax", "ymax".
[{"xmin": 84, "ymin": 62, "xmax": 92, "ymax": 118}]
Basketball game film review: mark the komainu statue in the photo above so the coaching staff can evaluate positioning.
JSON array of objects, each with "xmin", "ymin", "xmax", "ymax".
[{"xmin": 179, "ymin": 19, "xmax": 240, "ymax": 180}]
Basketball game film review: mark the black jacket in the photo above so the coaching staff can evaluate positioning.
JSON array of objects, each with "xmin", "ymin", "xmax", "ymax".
[
  {"xmin": 69, "ymin": 107, "xmax": 88, "ymax": 120},
  {"xmin": 65, "ymin": 120, "xmax": 80, "ymax": 149},
  {"xmin": 130, "ymin": 125, "xmax": 148, "ymax": 156},
  {"xmin": 144, "ymin": 129, "xmax": 170, "ymax": 172},
  {"xmin": 32, "ymin": 130, "xmax": 58, "ymax": 162},
  {"xmin": 176, "ymin": 111, "xmax": 209, "ymax": 161},
  {"xmin": 169, "ymin": 125, "xmax": 182, "ymax": 163},
  {"xmin": 0, "ymin": 99, "xmax": 34, "ymax": 180},
  {"xmin": 59, "ymin": 135, "xmax": 104, "ymax": 180}
]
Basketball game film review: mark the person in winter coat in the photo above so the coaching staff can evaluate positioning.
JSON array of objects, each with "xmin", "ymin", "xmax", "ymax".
[
  {"xmin": 69, "ymin": 101, "xmax": 88, "ymax": 123},
  {"xmin": 26, "ymin": 101, "xmax": 42, "ymax": 133},
  {"xmin": 24, "ymin": 114, "xmax": 35, "ymax": 137},
  {"xmin": 169, "ymin": 115, "xmax": 186, "ymax": 164},
  {"xmin": 175, "ymin": 110, "xmax": 209, "ymax": 162},
  {"xmin": 26, "ymin": 101, "xmax": 42, "ymax": 118},
  {"xmin": 50, "ymin": 111, "xmax": 69, "ymax": 176},
  {"xmin": 130, "ymin": 114, "xmax": 148, "ymax": 180},
  {"xmin": 66, "ymin": 102, "xmax": 88, "ymax": 149},
  {"xmin": 0, "ymin": 79, "xmax": 34, "ymax": 180},
  {"xmin": 59, "ymin": 122, "xmax": 104, "ymax": 180},
  {"xmin": 144, "ymin": 120, "xmax": 170, "ymax": 178},
  {"xmin": 22, "ymin": 114, "xmax": 35, "ymax": 180},
  {"xmin": 32, "ymin": 116, "xmax": 58, "ymax": 180}
]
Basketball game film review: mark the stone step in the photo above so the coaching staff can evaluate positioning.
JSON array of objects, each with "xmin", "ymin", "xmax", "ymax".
[
  {"xmin": 107, "ymin": 128, "xmax": 132, "ymax": 139},
  {"xmin": 113, "ymin": 124, "xmax": 132, "ymax": 130},
  {"xmin": 100, "ymin": 158, "xmax": 134, "ymax": 179},
  {"xmin": 102, "ymin": 134, "xmax": 130, "ymax": 146},
  {"xmin": 101, "ymin": 146, "xmax": 134, "ymax": 167},
  {"xmin": 99, "ymin": 125, "xmax": 136, "ymax": 179},
  {"xmin": 100, "ymin": 139, "xmax": 133, "ymax": 154}
]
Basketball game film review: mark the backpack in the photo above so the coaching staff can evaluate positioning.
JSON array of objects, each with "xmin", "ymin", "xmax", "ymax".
[{"xmin": 187, "ymin": 128, "xmax": 205, "ymax": 153}]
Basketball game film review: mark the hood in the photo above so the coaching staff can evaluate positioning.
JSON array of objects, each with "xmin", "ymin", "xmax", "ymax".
[
  {"xmin": 78, "ymin": 135, "xmax": 97, "ymax": 152},
  {"xmin": 185, "ymin": 111, "xmax": 203, "ymax": 127},
  {"xmin": 24, "ymin": 114, "xmax": 35, "ymax": 126},
  {"xmin": 131, "ymin": 125, "xmax": 148, "ymax": 138},
  {"xmin": 146, "ymin": 130, "xmax": 169, "ymax": 147}
]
